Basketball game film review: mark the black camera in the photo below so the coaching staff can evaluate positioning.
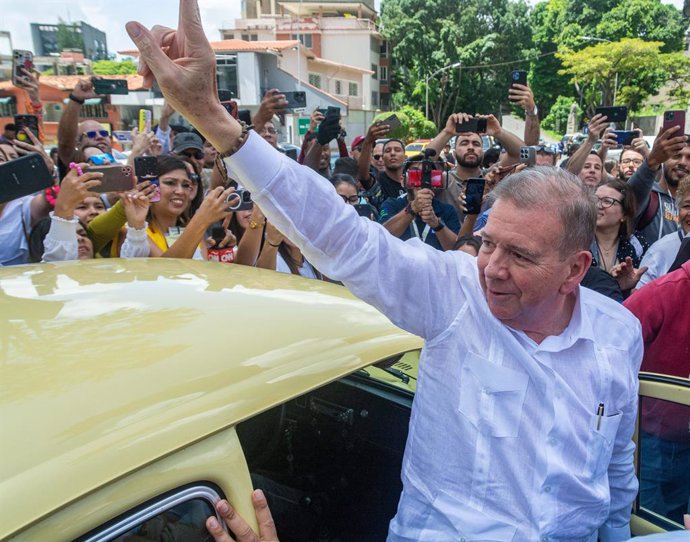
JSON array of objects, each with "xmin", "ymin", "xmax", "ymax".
[
  {"xmin": 226, "ymin": 189, "xmax": 253, "ymax": 211},
  {"xmin": 403, "ymin": 148, "xmax": 446, "ymax": 190}
]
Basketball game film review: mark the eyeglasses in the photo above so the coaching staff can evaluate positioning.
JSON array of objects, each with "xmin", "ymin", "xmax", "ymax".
[
  {"xmin": 596, "ymin": 196, "xmax": 623, "ymax": 209},
  {"xmin": 373, "ymin": 154, "xmax": 383, "ymax": 160},
  {"xmin": 260, "ymin": 127, "xmax": 277, "ymax": 135},
  {"xmin": 620, "ymin": 158, "xmax": 643, "ymax": 166},
  {"xmin": 179, "ymin": 149, "xmax": 205, "ymax": 160},
  {"xmin": 340, "ymin": 194, "xmax": 359, "ymax": 204},
  {"xmin": 82, "ymin": 130, "xmax": 110, "ymax": 139}
]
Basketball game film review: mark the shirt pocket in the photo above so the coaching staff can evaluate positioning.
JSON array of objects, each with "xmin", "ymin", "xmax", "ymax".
[
  {"xmin": 457, "ymin": 352, "xmax": 528, "ymax": 438},
  {"xmin": 584, "ymin": 410, "xmax": 622, "ymax": 481}
]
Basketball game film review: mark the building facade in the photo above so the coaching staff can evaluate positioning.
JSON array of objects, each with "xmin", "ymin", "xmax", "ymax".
[{"xmin": 31, "ymin": 22, "xmax": 108, "ymax": 61}]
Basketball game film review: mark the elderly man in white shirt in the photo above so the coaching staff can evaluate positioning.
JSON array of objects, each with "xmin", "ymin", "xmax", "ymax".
[{"xmin": 126, "ymin": 3, "xmax": 643, "ymax": 541}]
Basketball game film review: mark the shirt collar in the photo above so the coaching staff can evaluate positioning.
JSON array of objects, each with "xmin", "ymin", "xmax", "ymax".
[{"xmin": 536, "ymin": 288, "xmax": 595, "ymax": 352}]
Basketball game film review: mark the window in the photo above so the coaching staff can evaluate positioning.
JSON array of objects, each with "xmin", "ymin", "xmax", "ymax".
[
  {"xmin": 380, "ymin": 42, "xmax": 388, "ymax": 57},
  {"xmin": 371, "ymin": 91, "xmax": 379, "ymax": 107},
  {"xmin": 371, "ymin": 64, "xmax": 378, "ymax": 80},
  {"xmin": 216, "ymin": 54, "xmax": 239, "ymax": 100},
  {"xmin": 335, "ymin": 80, "xmax": 343, "ymax": 95},
  {"xmin": 0, "ymin": 96, "xmax": 17, "ymax": 117},
  {"xmin": 77, "ymin": 485, "xmax": 225, "ymax": 542},
  {"xmin": 291, "ymin": 34, "xmax": 313, "ymax": 48},
  {"xmin": 379, "ymin": 66, "xmax": 388, "ymax": 83},
  {"xmin": 309, "ymin": 73, "xmax": 322, "ymax": 89},
  {"xmin": 348, "ymin": 82, "xmax": 358, "ymax": 97}
]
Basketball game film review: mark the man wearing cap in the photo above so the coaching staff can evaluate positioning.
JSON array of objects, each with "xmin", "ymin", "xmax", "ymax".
[
  {"xmin": 534, "ymin": 145, "xmax": 557, "ymax": 166},
  {"xmin": 172, "ymin": 132, "xmax": 206, "ymax": 176}
]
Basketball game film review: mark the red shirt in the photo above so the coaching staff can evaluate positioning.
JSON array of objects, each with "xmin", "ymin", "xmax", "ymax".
[{"xmin": 624, "ymin": 261, "xmax": 690, "ymax": 439}]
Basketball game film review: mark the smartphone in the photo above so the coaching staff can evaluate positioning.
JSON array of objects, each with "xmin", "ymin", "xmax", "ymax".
[
  {"xmin": 88, "ymin": 164, "xmax": 136, "ymax": 193},
  {"xmin": 14, "ymin": 115, "xmax": 39, "ymax": 142},
  {"xmin": 661, "ymin": 110, "xmax": 686, "ymax": 135},
  {"xmin": 112, "ymin": 131, "xmax": 133, "ymax": 143},
  {"xmin": 218, "ymin": 89, "xmax": 234, "ymax": 103},
  {"xmin": 134, "ymin": 156, "xmax": 158, "ymax": 179},
  {"xmin": 382, "ymin": 114, "xmax": 401, "ymax": 132},
  {"xmin": 92, "ymin": 78, "xmax": 129, "ymax": 95},
  {"xmin": 594, "ymin": 106, "xmax": 627, "ymax": 123},
  {"xmin": 284, "ymin": 91, "xmax": 307, "ymax": 110},
  {"xmin": 226, "ymin": 189, "xmax": 253, "ymax": 211},
  {"xmin": 456, "ymin": 118, "xmax": 487, "ymax": 133},
  {"xmin": 0, "ymin": 153, "xmax": 53, "ymax": 204},
  {"xmin": 12, "ymin": 50, "xmax": 34, "ymax": 86},
  {"xmin": 354, "ymin": 203, "xmax": 376, "ymax": 220},
  {"xmin": 519, "ymin": 146, "xmax": 536, "ymax": 167},
  {"xmin": 613, "ymin": 130, "xmax": 639, "ymax": 145},
  {"xmin": 465, "ymin": 178, "xmax": 486, "ymax": 215},
  {"xmin": 510, "ymin": 70, "xmax": 528, "ymax": 88},
  {"xmin": 138, "ymin": 109, "xmax": 152, "ymax": 133},
  {"xmin": 238, "ymin": 109, "xmax": 252, "ymax": 125}
]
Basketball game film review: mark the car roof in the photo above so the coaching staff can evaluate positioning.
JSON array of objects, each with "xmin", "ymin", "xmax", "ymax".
[{"xmin": 0, "ymin": 259, "xmax": 421, "ymax": 538}]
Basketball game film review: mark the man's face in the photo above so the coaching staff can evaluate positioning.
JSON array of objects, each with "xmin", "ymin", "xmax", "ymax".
[
  {"xmin": 0, "ymin": 144, "xmax": 19, "ymax": 163},
  {"xmin": 454, "ymin": 133, "xmax": 484, "ymax": 168},
  {"xmin": 678, "ymin": 192, "xmax": 690, "ymax": 235},
  {"xmin": 203, "ymin": 141, "xmax": 217, "ymax": 168},
  {"xmin": 478, "ymin": 198, "xmax": 577, "ymax": 332},
  {"xmin": 259, "ymin": 122, "xmax": 277, "ymax": 147},
  {"xmin": 351, "ymin": 146, "xmax": 362, "ymax": 162},
  {"xmin": 4, "ymin": 128, "xmax": 17, "ymax": 140},
  {"xmin": 664, "ymin": 145, "xmax": 690, "ymax": 188},
  {"xmin": 579, "ymin": 154, "xmax": 603, "ymax": 188},
  {"xmin": 535, "ymin": 152, "xmax": 556, "ymax": 166},
  {"xmin": 78, "ymin": 121, "xmax": 111, "ymax": 153},
  {"xmin": 618, "ymin": 149, "xmax": 644, "ymax": 181},
  {"xmin": 372, "ymin": 143, "xmax": 385, "ymax": 171},
  {"xmin": 319, "ymin": 146, "xmax": 331, "ymax": 172},
  {"xmin": 383, "ymin": 141, "xmax": 405, "ymax": 172}
]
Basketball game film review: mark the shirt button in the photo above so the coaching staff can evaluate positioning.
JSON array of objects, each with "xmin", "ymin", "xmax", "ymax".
[
  {"xmin": 543, "ymin": 486, "xmax": 551, "ymax": 493},
  {"xmin": 548, "ymin": 438, "xmax": 557, "ymax": 446}
]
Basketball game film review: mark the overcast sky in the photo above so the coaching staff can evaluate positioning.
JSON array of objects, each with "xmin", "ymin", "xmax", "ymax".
[{"xmin": 1, "ymin": 0, "xmax": 685, "ymax": 58}]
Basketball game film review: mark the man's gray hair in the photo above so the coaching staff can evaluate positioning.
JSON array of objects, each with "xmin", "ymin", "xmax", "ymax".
[{"xmin": 492, "ymin": 166, "xmax": 596, "ymax": 258}]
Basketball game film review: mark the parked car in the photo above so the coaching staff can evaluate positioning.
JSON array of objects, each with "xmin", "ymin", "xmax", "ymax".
[
  {"xmin": 1, "ymin": 259, "xmax": 686, "ymax": 540},
  {"xmin": 404, "ymin": 140, "xmax": 431, "ymax": 158}
]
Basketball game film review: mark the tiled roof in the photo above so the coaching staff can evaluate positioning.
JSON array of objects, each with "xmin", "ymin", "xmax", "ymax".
[{"xmin": 0, "ymin": 75, "xmax": 146, "ymax": 92}]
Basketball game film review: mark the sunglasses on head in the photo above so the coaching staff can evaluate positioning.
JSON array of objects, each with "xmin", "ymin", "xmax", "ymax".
[{"xmin": 83, "ymin": 130, "xmax": 110, "ymax": 139}]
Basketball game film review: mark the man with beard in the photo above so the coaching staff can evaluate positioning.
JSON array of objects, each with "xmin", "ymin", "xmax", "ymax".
[
  {"xmin": 427, "ymin": 113, "xmax": 523, "ymax": 220},
  {"xmin": 618, "ymin": 148, "xmax": 645, "ymax": 182},
  {"xmin": 628, "ymin": 126, "xmax": 689, "ymax": 246}
]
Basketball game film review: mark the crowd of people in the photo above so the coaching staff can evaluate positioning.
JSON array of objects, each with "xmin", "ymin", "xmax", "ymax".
[{"xmin": 1, "ymin": 1, "xmax": 689, "ymax": 538}]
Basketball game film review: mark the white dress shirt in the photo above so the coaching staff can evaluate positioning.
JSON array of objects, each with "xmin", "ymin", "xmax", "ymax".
[
  {"xmin": 637, "ymin": 229, "xmax": 685, "ymax": 289},
  {"xmin": 227, "ymin": 133, "xmax": 643, "ymax": 542}
]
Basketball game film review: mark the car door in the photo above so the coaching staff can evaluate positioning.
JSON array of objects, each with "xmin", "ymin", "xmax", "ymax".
[{"xmin": 631, "ymin": 372, "xmax": 690, "ymax": 535}]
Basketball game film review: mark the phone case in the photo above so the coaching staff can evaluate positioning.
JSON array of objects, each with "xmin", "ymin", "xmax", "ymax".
[
  {"xmin": 511, "ymin": 70, "xmax": 528, "ymax": 87},
  {"xmin": 14, "ymin": 115, "xmax": 39, "ymax": 141},
  {"xmin": 0, "ymin": 153, "xmax": 53, "ymax": 204},
  {"xmin": 284, "ymin": 91, "xmax": 307, "ymax": 110},
  {"xmin": 12, "ymin": 50, "xmax": 33, "ymax": 86},
  {"xmin": 661, "ymin": 110, "xmax": 686, "ymax": 134},
  {"xmin": 383, "ymin": 114, "xmax": 401, "ymax": 131},
  {"xmin": 89, "ymin": 165, "xmax": 136, "ymax": 193},
  {"xmin": 456, "ymin": 118, "xmax": 487, "ymax": 133},
  {"xmin": 134, "ymin": 156, "xmax": 158, "ymax": 179},
  {"xmin": 465, "ymin": 178, "xmax": 486, "ymax": 215},
  {"xmin": 138, "ymin": 110, "xmax": 152, "ymax": 133},
  {"xmin": 594, "ymin": 106, "xmax": 627, "ymax": 123}
]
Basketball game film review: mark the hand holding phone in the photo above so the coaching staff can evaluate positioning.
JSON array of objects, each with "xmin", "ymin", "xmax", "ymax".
[
  {"xmin": 12, "ymin": 50, "xmax": 34, "ymax": 87},
  {"xmin": 464, "ymin": 178, "xmax": 486, "ymax": 215},
  {"xmin": 14, "ymin": 115, "xmax": 39, "ymax": 142},
  {"xmin": 92, "ymin": 78, "xmax": 129, "ymax": 95},
  {"xmin": 456, "ymin": 117, "xmax": 487, "ymax": 134}
]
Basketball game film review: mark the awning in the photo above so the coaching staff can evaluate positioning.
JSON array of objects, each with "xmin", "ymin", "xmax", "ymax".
[
  {"xmin": 84, "ymin": 98, "xmax": 104, "ymax": 105},
  {"xmin": 0, "ymin": 96, "xmax": 16, "ymax": 104}
]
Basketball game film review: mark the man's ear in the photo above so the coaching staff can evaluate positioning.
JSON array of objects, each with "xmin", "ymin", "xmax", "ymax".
[{"xmin": 560, "ymin": 250, "xmax": 592, "ymax": 295}]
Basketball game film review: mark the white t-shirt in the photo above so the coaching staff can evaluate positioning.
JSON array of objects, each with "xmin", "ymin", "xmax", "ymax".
[{"xmin": 637, "ymin": 229, "xmax": 685, "ymax": 289}]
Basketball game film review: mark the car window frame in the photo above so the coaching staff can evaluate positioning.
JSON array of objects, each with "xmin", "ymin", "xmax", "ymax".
[
  {"xmin": 631, "ymin": 372, "xmax": 690, "ymax": 535},
  {"xmin": 76, "ymin": 483, "xmax": 227, "ymax": 542}
]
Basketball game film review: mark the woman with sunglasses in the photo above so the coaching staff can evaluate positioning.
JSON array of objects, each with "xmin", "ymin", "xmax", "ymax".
[{"xmin": 591, "ymin": 179, "xmax": 649, "ymax": 291}]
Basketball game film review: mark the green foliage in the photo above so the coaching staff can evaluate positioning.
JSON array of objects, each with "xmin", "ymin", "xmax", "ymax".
[
  {"xmin": 372, "ymin": 110, "xmax": 411, "ymax": 140},
  {"xmin": 56, "ymin": 19, "xmax": 84, "ymax": 52},
  {"xmin": 380, "ymin": 0, "xmax": 534, "ymax": 129},
  {"xmin": 660, "ymin": 52, "xmax": 690, "ymax": 109},
  {"xmin": 529, "ymin": 0, "xmax": 686, "ymax": 115},
  {"xmin": 541, "ymin": 96, "xmax": 581, "ymax": 133},
  {"xmin": 558, "ymin": 38, "xmax": 669, "ymax": 115},
  {"xmin": 92, "ymin": 60, "xmax": 138, "ymax": 75},
  {"xmin": 398, "ymin": 105, "xmax": 438, "ymax": 140}
]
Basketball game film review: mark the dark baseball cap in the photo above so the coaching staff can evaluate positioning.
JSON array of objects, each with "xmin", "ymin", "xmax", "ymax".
[{"xmin": 172, "ymin": 132, "xmax": 204, "ymax": 154}]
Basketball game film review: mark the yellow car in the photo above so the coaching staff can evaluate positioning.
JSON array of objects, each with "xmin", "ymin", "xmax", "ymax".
[
  {"xmin": 1, "ymin": 259, "xmax": 687, "ymax": 540},
  {"xmin": 404, "ymin": 140, "xmax": 431, "ymax": 158}
]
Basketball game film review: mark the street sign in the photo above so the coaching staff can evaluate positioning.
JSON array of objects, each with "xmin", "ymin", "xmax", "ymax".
[{"xmin": 298, "ymin": 117, "xmax": 310, "ymax": 136}]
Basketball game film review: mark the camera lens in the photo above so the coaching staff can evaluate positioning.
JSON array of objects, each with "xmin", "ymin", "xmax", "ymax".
[{"xmin": 225, "ymin": 193, "xmax": 241, "ymax": 210}]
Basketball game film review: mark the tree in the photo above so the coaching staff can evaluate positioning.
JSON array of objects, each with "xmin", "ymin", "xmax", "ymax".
[
  {"xmin": 557, "ymin": 38, "xmax": 668, "ymax": 115},
  {"xmin": 541, "ymin": 95, "xmax": 582, "ymax": 133},
  {"xmin": 56, "ymin": 19, "xmax": 84, "ymax": 52},
  {"xmin": 92, "ymin": 60, "xmax": 138, "ymax": 75},
  {"xmin": 380, "ymin": 0, "xmax": 534, "ymax": 128}
]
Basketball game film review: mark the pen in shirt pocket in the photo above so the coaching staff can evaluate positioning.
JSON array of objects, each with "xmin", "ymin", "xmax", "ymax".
[{"xmin": 596, "ymin": 402, "xmax": 605, "ymax": 431}]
